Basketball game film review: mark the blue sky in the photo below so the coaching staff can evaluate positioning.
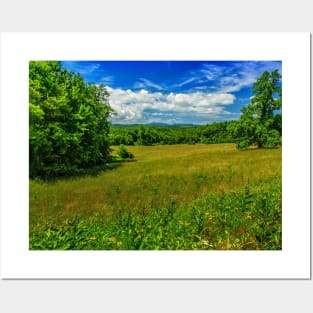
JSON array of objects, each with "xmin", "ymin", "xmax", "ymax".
[{"xmin": 61, "ymin": 61, "xmax": 282, "ymax": 125}]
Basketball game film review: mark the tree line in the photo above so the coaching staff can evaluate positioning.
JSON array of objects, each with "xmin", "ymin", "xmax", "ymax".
[
  {"xmin": 110, "ymin": 70, "xmax": 282, "ymax": 148},
  {"xmin": 29, "ymin": 62, "xmax": 281, "ymax": 178},
  {"xmin": 109, "ymin": 121, "xmax": 236, "ymax": 146}
]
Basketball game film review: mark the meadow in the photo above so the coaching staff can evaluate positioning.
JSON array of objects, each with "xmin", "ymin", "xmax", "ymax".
[{"xmin": 29, "ymin": 143, "xmax": 282, "ymax": 250}]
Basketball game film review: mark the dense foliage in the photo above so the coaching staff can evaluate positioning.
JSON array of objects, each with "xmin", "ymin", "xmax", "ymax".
[
  {"xmin": 30, "ymin": 178, "xmax": 281, "ymax": 250},
  {"xmin": 109, "ymin": 121, "xmax": 236, "ymax": 146},
  {"xmin": 117, "ymin": 144, "xmax": 134, "ymax": 159},
  {"xmin": 29, "ymin": 61, "xmax": 113, "ymax": 178},
  {"xmin": 230, "ymin": 70, "xmax": 282, "ymax": 149},
  {"xmin": 29, "ymin": 65, "xmax": 282, "ymax": 250},
  {"xmin": 29, "ymin": 65, "xmax": 282, "ymax": 180}
]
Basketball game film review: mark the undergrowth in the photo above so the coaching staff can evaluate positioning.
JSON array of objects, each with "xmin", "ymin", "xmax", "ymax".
[{"xmin": 30, "ymin": 178, "xmax": 281, "ymax": 250}]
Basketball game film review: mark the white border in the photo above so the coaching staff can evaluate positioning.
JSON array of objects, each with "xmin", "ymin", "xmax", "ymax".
[{"xmin": 0, "ymin": 33, "xmax": 310, "ymax": 279}]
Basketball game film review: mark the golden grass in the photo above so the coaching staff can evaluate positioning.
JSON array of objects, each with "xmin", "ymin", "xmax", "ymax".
[{"xmin": 30, "ymin": 143, "xmax": 281, "ymax": 227}]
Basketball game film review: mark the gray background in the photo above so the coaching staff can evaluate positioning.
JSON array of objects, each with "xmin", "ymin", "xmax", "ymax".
[{"xmin": 0, "ymin": 0, "xmax": 312, "ymax": 312}]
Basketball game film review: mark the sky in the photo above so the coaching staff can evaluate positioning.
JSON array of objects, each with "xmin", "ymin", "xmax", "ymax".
[{"xmin": 61, "ymin": 60, "xmax": 282, "ymax": 125}]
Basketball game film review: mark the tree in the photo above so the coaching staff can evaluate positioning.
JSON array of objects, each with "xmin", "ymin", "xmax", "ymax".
[
  {"xmin": 137, "ymin": 125, "xmax": 158, "ymax": 145},
  {"xmin": 29, "ymin": 61, "xmax": 113, "ymax": 178},
  {"xmin": 232, "ymin": 70, "xmax": 282, "ymax": 149}
]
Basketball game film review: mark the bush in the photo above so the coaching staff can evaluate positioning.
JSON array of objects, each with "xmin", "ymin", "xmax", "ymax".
[
  {"xmin": 117, "ymin": 145, "xmax": 134, "ymax": 159},
  {"xmin": 235, "ymin": 137, "xmax": 250, "ymax": 150},
  {"xmin": 262, "ymin": 129, "xmax": 281, "ymax": 148}
]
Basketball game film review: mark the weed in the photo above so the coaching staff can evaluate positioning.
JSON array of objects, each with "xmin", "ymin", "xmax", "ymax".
[
  {"xmin": 30, "ymin": 144, "xmax": 281, "ymax": 250},
  {"xmin": 30, "ymin": 178, "xmax": 281, "ymax": 250}
]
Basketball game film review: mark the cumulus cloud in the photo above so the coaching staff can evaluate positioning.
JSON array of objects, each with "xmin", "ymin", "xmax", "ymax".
[
  {"xmin": 62, "ymin": 60, "xmax": 281, "ymax": 124},
  {"xmin": 107, "ymin": 86, "xmax": 236, "ymax": 124}
]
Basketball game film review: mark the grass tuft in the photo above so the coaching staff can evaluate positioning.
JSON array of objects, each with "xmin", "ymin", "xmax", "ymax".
[{"xmin": 30, "ymin": 144, "xmax": 281, "ymax": 250}]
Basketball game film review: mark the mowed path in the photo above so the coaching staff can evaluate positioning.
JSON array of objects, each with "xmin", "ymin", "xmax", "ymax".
[{"xmin": 30, "ymin": 144, "xmax": 282, "ymax": 226}]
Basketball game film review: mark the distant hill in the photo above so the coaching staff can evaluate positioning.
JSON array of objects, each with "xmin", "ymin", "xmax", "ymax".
[{"xmin": 112, "ymin": 123, "xmax": 198, "ymax": 127}]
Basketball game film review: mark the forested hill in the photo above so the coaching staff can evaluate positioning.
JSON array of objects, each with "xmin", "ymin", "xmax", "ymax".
[
  {"xmin": 112, "ymin": 123, "xmax": 196, "ymax": 127},
  {"xmin": 108, "ymin": 121, "xmax": 238, "ymax": 146}
]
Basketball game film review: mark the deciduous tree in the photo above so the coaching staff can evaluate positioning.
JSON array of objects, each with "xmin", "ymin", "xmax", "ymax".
[
  {"xmin": 231, "ymin": 70, "xmax": 282, "ymax": 149},
  {"xmin": 29, "ymin": 61, "xmax": 113, "ymax": 178}
]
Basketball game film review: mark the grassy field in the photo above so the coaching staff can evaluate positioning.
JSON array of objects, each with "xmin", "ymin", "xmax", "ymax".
[{"xmin": 29, "ymin": 143, "xmax": 282, "ymax": 250}]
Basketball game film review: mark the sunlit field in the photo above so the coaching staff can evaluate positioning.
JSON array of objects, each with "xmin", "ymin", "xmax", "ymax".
[{"xmin": 30, "ymin": 143, "xmax": 282, "ymax": 250}]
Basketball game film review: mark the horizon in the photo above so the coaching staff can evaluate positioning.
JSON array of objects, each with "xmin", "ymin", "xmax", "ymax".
[
  {"xmin": 110, "ymin": 121, "xmax": 232, "ymax": 127},
  {"xmin": 61, "ymin": 60, "xmax": 282, "ymax": 125}
]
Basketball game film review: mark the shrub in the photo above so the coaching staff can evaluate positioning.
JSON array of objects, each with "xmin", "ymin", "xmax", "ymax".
[{"xmin": 117, "ymin": 144, "xmax": 134, "ymax": 159}]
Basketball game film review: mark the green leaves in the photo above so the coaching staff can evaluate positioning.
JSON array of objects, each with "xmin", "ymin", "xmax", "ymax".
[
  {"xmin": 233, "ymin": 70, "xmax": 282, "ymax": 149},
  {"xmin": 29, "ymin": 61, "xmax": 113, "ymax": 178},
  {"xmin": 117, "ymin": 144, "xmax": 134, "ymax": 159},
  {"xmin": 109, "ymin": 122, "xmax": 236, "ymax": 146},
  {"xmin": 251, "ymin": 69, "xmax": 282, "ymax": 121},
  {"xmin": 29, "ymin": 103, "xmax": 45, "ymax": 124},
  {"xmin": 29, "ymin": 179, "xmax": 282, "ymax": 250}
]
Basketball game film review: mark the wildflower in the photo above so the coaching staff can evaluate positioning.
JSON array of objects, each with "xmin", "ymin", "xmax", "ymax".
[
  {"xmin": 117, "ymin": 241, "xmax": 123, "ymax": 247},
  {"xmin": 108, "ymin": 236, "xmax": 116, "ymax": 242},
  {"xmin": 89, "ymin": 236, "xmax": 96, "ymax": 240},
  {"xmin": 245, "ymin": 212, "xmax": 253, "ymax": 220}
]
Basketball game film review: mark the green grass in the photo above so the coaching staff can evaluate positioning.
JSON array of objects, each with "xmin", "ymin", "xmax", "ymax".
[{"xmin": 29, "ymin": 143, "xmax": 282, "ymax": 250}]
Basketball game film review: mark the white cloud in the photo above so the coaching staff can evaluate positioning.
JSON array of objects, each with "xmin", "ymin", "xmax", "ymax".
[
  {"xmin": 100, "ymin": 76, "xmax": 115, "ymax": 85},
  {"xmin": 200, "ymin": 64, "xmax": 224, "ymax": 81},
  {"xmin": 62, "ymin": 61, "xmax": 116, "ymax": 85},
  {"xmin": 219, "ymin": 75, "xmax": 256, "ymax": 93},
  {"xmin": 63, "ymin": 61, "xmax": 101, "ymax": 75},
  {"xmin": 173, "ymin": 77, "xmax": 197, "ymax": 88},
  {"xmin": 107, "ymin": 86, "xmax": 236, "ymax": 124},
  {"xmin": 133, "ymin": 78, "xmax": 163, "ymax": 90},
  {"xmin": 185, "ymin": 61, "xmax": 281, "ymax": 94}
]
